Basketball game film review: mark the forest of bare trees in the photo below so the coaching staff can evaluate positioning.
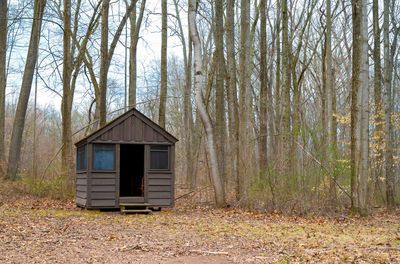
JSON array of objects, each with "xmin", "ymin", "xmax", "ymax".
[{"xmin": 0, "ymin": 0, "xmax": 399, "ymax": 216}]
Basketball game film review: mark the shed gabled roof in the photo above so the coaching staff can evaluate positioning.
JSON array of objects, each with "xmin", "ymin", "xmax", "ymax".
[{"xmin": 75, "ymin": 108, "xmax": 178, "ymax": 146}]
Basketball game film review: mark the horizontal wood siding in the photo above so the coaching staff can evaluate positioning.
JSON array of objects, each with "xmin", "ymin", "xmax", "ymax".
[
  {"xmin": 147, "ymin": 172, "xmax": 173, "ymax": 207},
  {"xmin": 89, "ymin": 172, "xmax": 117, "ymax": 208},
  {"xmin": 76, "ymin": 173, "xmax": 87, "ymax": 207}
]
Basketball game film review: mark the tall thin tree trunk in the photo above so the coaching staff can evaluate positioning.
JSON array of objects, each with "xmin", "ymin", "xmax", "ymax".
[
  {"xmin": 7, "ymin": 0, "xmax": 47, "ymax": 180},
  {"xmin": 99, "ymin": 0, "xmax": 110, "ymax": 127},
  {"xmin": 129, "ymin": 0, "xmax": 146, "ymax": 108},
  {"xmin": 61, "ymin": 0, "xmax": 74, "ymax": 189},
  {"xmin": 238, "ymin": 0, "xmax": 250, "ymax": 202},
  {"xmin": 0, "ymin": 0, "xmax": 6, "ymax": 173},
  {"xmin": 325, "ymin": 0, "xmax": 336, "ymax": 202},
  {"xmin": 188, "ymin": 0, "xmax": 226, "ymax": 208},
  {"xmin": 259, "ymin": 0, "xmax": 268, "ymax": 172},
  {"xmin": 214, "ymin": 0, "xmax": 225, "ymax": 183},
  {"xmin": 372, "ymin": 0, "xmax": 383, "ymax": 201},
  {"xmin": 158, "ymin": 0, "xmax": 168, "ymax": 128},
  {"xmin": 351, "ymin": 0, "xmax": 369, "ymax": 216},
  {"xmin": 226, "ymin": 0, "xmax": 239, "ymax": 199},
  {"xmin": 383, "ymin": 0, "xmax": 395, "ymax": 210},
  {"xmin": 281, "ymin": 0, "xmax": 291, "ymax": 172}
]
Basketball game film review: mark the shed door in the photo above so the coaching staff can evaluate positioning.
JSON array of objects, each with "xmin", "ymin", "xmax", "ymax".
[{"xmin": 119, "ymin": 144, "xmax": 145, "ymax": 199}]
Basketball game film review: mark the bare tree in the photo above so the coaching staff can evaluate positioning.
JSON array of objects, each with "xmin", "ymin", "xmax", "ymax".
[
  {"xmin": 259, "ymin": 0, "xmax": 268, "ymax": 172},
  {"xmin": 189, "ymin": 0, "xmax": 226, "ymax": 208},
  {"xmin": 158, "ymin": 0, "xmax": 167, "ymax": 128},
  {"xmin": 383, "ymin": 0, "xmax": 396, "ymax": 210},
  {"xmin": 214, "ymin": 0, "xmax": 225, "ymax": 183},
  {"xmin": 128, "ymin": 0, "xmax": 146, "ymax": 108},
  {"xmin": 0, "ymin": 0, "xmax": 6, "ymax": 173},
  {"xmin": 61, "ymin": 0, "xmax": 73, "ymax": 187},
  {"xmin": 7, "ymin": 0, "xmax": 47, "ymax": 180},
  {"xmin": 350, "ymin": 0, "xmax": 369, "ymax": 216},
  {"xmin": 238, "ymin": 0, "xmax": 250, "ymax": 202},
  {"xmin": 226, "ymin": 0, "xmax": 240, "ymax": 199}
]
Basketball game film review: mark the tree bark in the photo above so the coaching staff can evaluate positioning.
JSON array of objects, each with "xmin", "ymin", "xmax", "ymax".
[
  {"xmin": 7, "ymin": 0, "xmax": 46, "ymax": 180},
  {"xmin": 259, "ymin": 0, "xmax": 268, "ymax": 172},
  {"xmin": 383, "ymin": 0, "xmax": 395, "ymax": 210},
  {"xmin": 372, "ymin": 0, "xmax": 383, "ymax": 201},
  {"xmin": 158, "ymin": 0, "xmax": 168, "ymax": 128},
  {"xmin": 129, "ymin": 0, "xmax": 146, "ymax": 108},
  {"xmin": 351, "ymin": 0, "xmax": 369, "ymax": 216},
  {"xmin": 61, "ymin": 0, "xmax": 74, "ymax": 188},
  {"xmin": 238, "ymin": 0, "xmax": 250, "ymax": 202},
  {"xmin": 281, "ymin": 0, "xmax": 291, "ymax": 172},
  {"xmin": 99, "ymin": 0, "xmax": 110, "ymax": 127},
  {"xmin": 214, "ymin": 0, "xmax": 225, "ymax": 184},
  {"xmin": 188, "ymin": 0, "xmax": 226, "ymax": 208},
  {"xmin": 0, "ymin": 0, "xmax": 6, "ymax": 173},
  {"xmin": 226, "ymin": 0, "xmax": 239, "ymax": 199}
]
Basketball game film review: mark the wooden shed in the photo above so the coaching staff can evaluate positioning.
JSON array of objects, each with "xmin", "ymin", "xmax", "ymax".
[{"xmin": 74, "ymin": 108, "xmax": 178, "ymax": 212}]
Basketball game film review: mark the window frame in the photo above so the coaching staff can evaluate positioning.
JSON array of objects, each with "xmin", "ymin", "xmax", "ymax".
[
  {"xmin": 76, "ymin": 145, "xmax": 87, "ymax": 171},
  {"xmin": 149, "ymin": 145, "xmax": 170, "ymax": 171},
  {"xmin": 92, "ymin": 144, "xmax": 116, "ymax": 171}
]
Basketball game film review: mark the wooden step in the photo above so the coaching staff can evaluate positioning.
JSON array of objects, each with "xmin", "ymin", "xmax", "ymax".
[
  {"xmin": 121, "ymin": 209, "xmax": 152, "ymax": 214},
  {"xmin": 120, "ymin": 203, "xmax": 150, "ymax": 207},
  {"xmin": 120, "ymin": 203, "xmax": 151, "ymax": 214}
]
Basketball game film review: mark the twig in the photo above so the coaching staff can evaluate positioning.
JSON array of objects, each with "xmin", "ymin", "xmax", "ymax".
[
  {"xmin": 174, "ymin": 185, "xmax": 211, "ymax": 201},
  {"xmin": 190, "ymin": 250, "xmax": 229, "ymax": 255},
  {"xmin": 294, "ymin": 140, "xmax": 351, "ymax": 199}
]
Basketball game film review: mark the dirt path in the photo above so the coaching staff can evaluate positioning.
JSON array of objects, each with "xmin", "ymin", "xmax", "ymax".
[{"xmin": 0, "ymin": 195, "xmax": 399, "ymax": 263}]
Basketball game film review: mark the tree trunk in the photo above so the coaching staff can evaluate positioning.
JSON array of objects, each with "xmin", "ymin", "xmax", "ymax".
[
  {"xmin": 7, "ymin": 0, "xmax": 47, "ymax": 180},
  {"xmin": 325, "ymin": 0, "xmax": 336, "ymax": 202},
  {"xmin": 61, "ymin": 0, "xmax": 74, "ymax": 189},
  {"xmin": 0, "ymin": 0, "xmax": 6, "ymax": 173},
  {"xmin": 158, "ymin": 0, "xmax": 167, "ymax": 128},
  {"xmin": 172, "ymin": 0, "xmax": 193, "ymax": 189},
  {"xmin": 351, "ymin": 0, "xmax": 369, "ymax": 216},
  {"xmin": 99, "ymin": 0, "xmax": 110, "ymax": 127},
  {"xmin": 188, "ymin": 0, "xmax": 226, "ymax": 208},
  {"xmin": 259, "ymin": 0, "xmax": 268, "ymax": 172},
  {"xmin": 238, "ymin": 0, "xmax": 250, "ymax": 202},
  {"xmin": 214, "ymin": 0, "xmax": 225, "ymax": 184},
  {"xmin": 226, "ymin": 0, "xmax": 239, "ymax": 199},
  {"xmin": 383, "ymin": 0, "xmax": 395, "ymax": 210},
  {"xmin": 129, "ymin": 0, "xmax": 146, "ymax": 108},
  {"xmin": 281, "ymin": 0, "xmax": 291, "ymax": 172},
  {"xmin": 372, "ymin": 0, "xmax": 383, "ymax": 202}
]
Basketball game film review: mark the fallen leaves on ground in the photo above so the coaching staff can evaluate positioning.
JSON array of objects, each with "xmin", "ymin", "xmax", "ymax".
[{"xmin": 0, "ymin": 186, "xmax": 399, "ymax": 263}]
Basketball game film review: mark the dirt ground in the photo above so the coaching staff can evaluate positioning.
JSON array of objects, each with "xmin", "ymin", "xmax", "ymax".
[{"xmin": 0, "ymin": 188, "xmax": 399, "ymax": 263}]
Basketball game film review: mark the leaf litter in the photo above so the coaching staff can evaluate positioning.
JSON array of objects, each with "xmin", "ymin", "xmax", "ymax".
[{"xmin": 0, "ymin": 186, "xmax": 399, "ymax": 263}]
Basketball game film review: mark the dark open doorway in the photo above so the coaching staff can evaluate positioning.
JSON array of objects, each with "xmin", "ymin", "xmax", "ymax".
[{"xmin": 120, "ymin": 144, "xmax": 144, "ymax": 197}]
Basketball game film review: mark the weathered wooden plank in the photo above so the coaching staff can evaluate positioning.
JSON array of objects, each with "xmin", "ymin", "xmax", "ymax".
[
  {"xmin": 76, "ymin": 191, "xmax": 87, "ymax": 199},
  {"xmin": 91, "ymin": 185, "xmax": 115, "ymax": 192},
  {"xmin": 148, "ymin": 198, "xmax": 172, "ymax": 206},
  {"xmin": 76, "ymin": 197, "xmax": 86, "ymax": 206},
  {"xmin": 76, "ymin": 185, "xmax": 87, "ymax": 192},
  {"xmin": 148, "ymin": 178, "xmax": 171, "ymax": 186},
  {"xmin": 76, "ymin": 178, "xmax": 87, "ymax": 185},
  {"xmin": 91, "ymin": 178, "xmax": 115, "ymax": 185},
  {"xmin": 76, "ymin": 174, "xmax": 87, "ymax": 179},
  {"xmin": 144, "ymin": 125, "xmax": 153, "ymax": 142},
  {"xmin": 91, "ymin": 173, "xmax": 116, "ymax": 179},
  {"xmin": 148, "ymin": 185, "xmax": 171, "ymax": 192},
  {"xmin": 134, "ymin": 116, "xmax": 143, "ymax": 141},
  {"xmin": 91, "ymin": 192, "xmax": 115, "ymax": 199},
  {"xmin": 91, "ymin": 199, "xmax": 116, "ymax": 207},
  {"xmin": 147, "ymin": 174, "xmax": 172, "ymax": 179},
  {"xmin": 148, "ymin": 192, "xmax": 171, "ymax": 199}
]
